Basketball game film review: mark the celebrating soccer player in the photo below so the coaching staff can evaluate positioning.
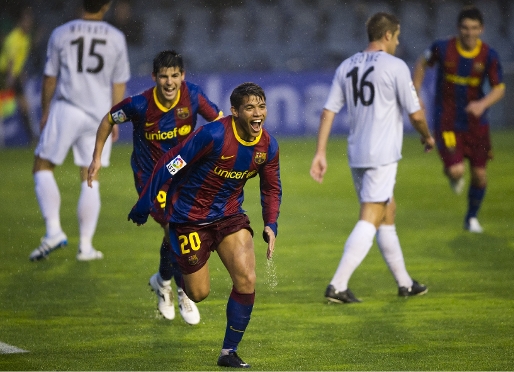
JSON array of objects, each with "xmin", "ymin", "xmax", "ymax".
[
  {"xmin": 413, "ymin": 5, "xmax": 505, "ymax": 233},
  {"xmin": 88, "ymin": 50, "xmax": 222, "ymax": 325},
  {"xmin": 128, "ymin": 82, "xmax": 281, "ymax": 368}
]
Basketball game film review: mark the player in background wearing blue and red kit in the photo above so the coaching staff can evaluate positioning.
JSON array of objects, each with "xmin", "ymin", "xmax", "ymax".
[
  {"xmin": 413, "ymin": 5, "xmax": 505, "ymax": 233},
  {"xmin": 88, "ymin": 50, "xmax": 222, "ymax": 325},
  {"xmin": 128, "ymin": 82, "xmax": 281, "ymax": 368}
]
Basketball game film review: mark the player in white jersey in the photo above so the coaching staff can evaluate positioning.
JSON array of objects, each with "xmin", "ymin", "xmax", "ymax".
[
  {"xmin": 310, "ymin": 12, "xmax": 435, "ymax": 303},
  {"xmin": 30, "ymin": 0, "xmax": 130, "ymax": 262}
]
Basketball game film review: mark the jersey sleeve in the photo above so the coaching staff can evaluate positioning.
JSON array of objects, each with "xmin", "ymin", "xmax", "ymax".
[
  {"xmin": 424, "ymin": 40, "xmax": 442, "ymax": 67},
  {"xmin": 131, "ymin": 125, "xmax": 214, "ymax": 217},
  {"xmin": 486, "ymin": 47, "xmax": 504, "ymax": 87},
  {"xmin": 196, "ymin": 85, "xmax": 223, "ymax": 122},
  {"xmin": 109, "ymin": 96, "xmax": 137, "ymax": 124},
  {"xmin": 111, "ymin": 31, "xmax": 131, "ymax": 84},
  {"xmin": 323, "ymin": 63, "xmax": 347, "ymax": 113},
  {"xmin": 259, "ymin": 137, "xmax": 282, "ymax": 237},
  {"xmin": 43, "ymin": 29, "xmax": 60, "ymax": 77},
  {"xmin": 395, "ymin": 60, "xmax": 421, "ymax": 114}
]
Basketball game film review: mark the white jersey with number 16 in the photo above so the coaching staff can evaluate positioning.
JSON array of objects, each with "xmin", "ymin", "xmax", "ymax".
[{"xmin": 324, "ymin": 51, "xmax": 421, "ymax": 168}]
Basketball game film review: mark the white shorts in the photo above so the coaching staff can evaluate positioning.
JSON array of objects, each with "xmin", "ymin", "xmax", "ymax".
[
  {"xmin": 351, "ymin": 162, "xmax": 398, "ymax": 203},
  {"xmin": 35, "ymin": 100, "xmax": 112, "ymax": 167}
]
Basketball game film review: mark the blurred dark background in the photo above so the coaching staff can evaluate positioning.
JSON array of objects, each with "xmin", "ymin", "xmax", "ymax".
[
  {"xmin": 2, "ymin": 0, "xmax": 513, "ymax": 77},
  {"xmin": 1, "ymin": 0, "xmax": 513, "ymax": 146}
]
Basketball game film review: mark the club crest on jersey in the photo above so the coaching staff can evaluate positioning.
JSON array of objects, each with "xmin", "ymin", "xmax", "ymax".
[
  {"xmin": 254, "ymin": 152, "xmax": 267, "ymax": 164},
  {"xmin": 178, "ymin": 124, "xmax": 192, "ymax": 136},
  {"xmin": 188, "ymin": 254, "xmax": 199, "ymax": 266},
  {"xmin": 166, "ymin": 155, "xmax": 187, "ymax": 175},
  {"xmin": 177, "ymin": 107, "xmax": 190, "ymax": 119},
  {"xmin": 111, "ymin": 109, "xmax": 127, "ymax": 124}
]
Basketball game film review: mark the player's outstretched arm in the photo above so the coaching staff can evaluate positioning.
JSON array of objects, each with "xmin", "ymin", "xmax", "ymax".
[
  {"xmin": 408, "ymin": 109, "xmax": 435, "ymax": 152},
  {"xmin": 110, "ymin": 82, "xmax": 126, "ymax": 143},
  {"xmin": 310, "ymin": 109, "xmax": 336, "ymax": 183},
  {"xmin": 87, "ymin": 113, "xmax": 113, "ymax": 187},
  {"xmin": 39, "ymin": 75, "xmax": 57, "ymax": 132},
  {"xmin": 127, "ymin": 206, "xmax": 149, "ymax": 226},
  {"xmin": 263, "ymin": 226, "xmax": 276, "ymax": 260},
  {"xmin": 465, "ymin": 83, "xmax": 505, "ymax": 118}
]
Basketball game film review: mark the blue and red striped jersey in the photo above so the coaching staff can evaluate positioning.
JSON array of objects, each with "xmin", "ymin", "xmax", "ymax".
[
  {"xmin": 425, "ymin": 37, "xmax": 504, "ymax": 132},
  {"xmin": 133, "ymin": 116, "xmax": 282, "ymax": 235},
  {"xmin": 109, "ymin": 80, "xmax": 221, "ymax": 192}
]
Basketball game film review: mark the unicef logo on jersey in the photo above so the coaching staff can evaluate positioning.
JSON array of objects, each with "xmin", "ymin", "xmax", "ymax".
[
  {"xmin": 166, "ymin": 155, "xmax": 187, "ymax": 175},
  {"xmin": 178, "ymin": 125, "xmax": 192, "ymax": 136}
]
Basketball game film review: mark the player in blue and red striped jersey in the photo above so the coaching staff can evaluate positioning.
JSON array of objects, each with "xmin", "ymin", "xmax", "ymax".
[
  {"xmin": 413, "ymin": 5, "xmax": 505, "ymax": 233},
  {"xmin": 88, "ymin": 50, "xmax": 222, "ymax": 325},
  {"xmin": 129, "ymin": 82, "xmax": 281, "ymax": 368}
]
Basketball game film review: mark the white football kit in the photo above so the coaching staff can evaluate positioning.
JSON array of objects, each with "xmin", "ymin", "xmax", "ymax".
[
  {"xmin": 36, "ymin": 19, "xmax": 130, "ymax": 167},
  {"xmin": 324, "ymin": 51, "xmax": 421, "ymax": 201}
]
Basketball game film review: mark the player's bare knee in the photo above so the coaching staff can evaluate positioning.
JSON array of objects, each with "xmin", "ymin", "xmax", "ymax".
[
  {"xmin": 187, "ymin": 287, "xmax": 210, "ymax": 303},
  {"xmin": 234, "ymin": 272, "xmax": 256, "ymax": 294},
  {"xmin": 446, "ymin": 164, "xmax": 465, "ymax": 180}
]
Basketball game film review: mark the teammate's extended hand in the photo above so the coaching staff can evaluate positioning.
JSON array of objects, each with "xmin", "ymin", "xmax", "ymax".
[
  {"xmin": 87, "ymin": 158, "xmax": 101, "ymax": 188},
  {"xmin": 128, "ymin": 207, "xmax": 148, "ymax": 226},
  {"xmin": 310, "ymin": 153, "xmax": 327, "ymax": 184},
  {"xmin": 421, "ymin": 135, "xmax": 435, "ymax": 153},
  {"xmin": 262, "ymin": 226, "xmax": 276, "ymax": 260}
]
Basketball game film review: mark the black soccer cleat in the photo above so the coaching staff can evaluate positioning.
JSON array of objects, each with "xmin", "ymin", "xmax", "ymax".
[
  {"xmin": 217, "ymin": 351, "xmax": 250, "ymax": 368},
  {"xmin": 398, "ymin": 280, "xmax": 428, "ymax": 297},
  {"xmin": 325, "ymin": 284, "xmax": 361, "ymax": 303}
]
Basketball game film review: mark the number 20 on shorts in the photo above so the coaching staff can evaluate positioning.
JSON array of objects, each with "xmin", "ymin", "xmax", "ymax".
[{"xmin": 179, "ymin": 232, "xmax": 202, "ymax": 254}]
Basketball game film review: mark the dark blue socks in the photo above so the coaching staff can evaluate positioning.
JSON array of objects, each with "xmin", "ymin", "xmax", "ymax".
[
  {"xmin": 466, "ymin": 185, "xmax": 486, "ymax": 221},
  {"xmin": 158, "ymin": 238, "xmax": 182, "ymax": 287},
  {"xmin": 222, "ymin": 287, "xmax": 255, "ymax": 351}
]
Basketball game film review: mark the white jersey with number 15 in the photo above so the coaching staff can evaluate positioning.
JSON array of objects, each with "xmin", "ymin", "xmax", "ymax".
[{"xmin": 44, "ymin": 19, "xmax": 131, "ymax": 122}]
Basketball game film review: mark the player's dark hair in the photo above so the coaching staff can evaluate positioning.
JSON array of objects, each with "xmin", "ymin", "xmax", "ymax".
[
  {"xmin": 230, "ymin": 82, "xmax": 266, "ymax": 109},
  {"xmin": 153, "ymin": 50, "xmax": 184, "ymax": 75},
  {"xmin": 457, "ymin": 5, "xmax": 483, "ymax": 26},
  {"xmin": 83, "ymin": 0, "xmax": 111, "ymax": 13},
  {"xmin": 366, "ymin": 12, "xmax": 400, "ymax": 42}
]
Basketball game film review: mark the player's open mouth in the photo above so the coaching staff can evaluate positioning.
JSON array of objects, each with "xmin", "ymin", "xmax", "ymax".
[{"xmin": 250, "ymin": 119, "xmax": 262, "ymax": 132}]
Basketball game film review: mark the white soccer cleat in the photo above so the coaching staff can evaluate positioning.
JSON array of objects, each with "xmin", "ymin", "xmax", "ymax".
[
  {"xmin": 449, "ymin": 177, "xmax": 465, "ymax": 195},
  {"xmin": 149, "ymin": 273, "xmax": 175, "ymax": 320},
  {"xmin": 177, "ymin": 288, "xmax": 200, "ymax": 325},
  {"xmin": 465, "ymin": 217, "xmax": 483, "ymax": 233},
  {"xmin": 29, "ymin": 232, "xmax": 68, "ymax": 261},
  {"xmin": 76, "ymin": 247, "xmax": 104, "ymax": 261}
]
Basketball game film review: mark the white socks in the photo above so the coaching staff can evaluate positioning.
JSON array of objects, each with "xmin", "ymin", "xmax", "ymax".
[
  {"xmin": 34, "ymin": 170, "xmax": 63, "ymax": 237},
  {"xmin": 35, "ymin": 172, "xmax": 102, "ymax": 254},
  {"xmin": 377, "ymin": 224, "xmax": 413, "ymax": 288},
  {"xmin": 330, "ymin": 220, "xmax": 376, "ymax": 291},
  {"xmin": 330, "ymin": 221, "xmax": 414, "ymax": 291},
  {"xmin": 78, "ymin": 180, "xmax": 100, "ymax": 253}
]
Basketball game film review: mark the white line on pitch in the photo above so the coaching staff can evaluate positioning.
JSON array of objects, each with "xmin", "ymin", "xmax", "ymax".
[{"xmin": 0, "ymin": 341, "xmax": 28, "ymax": 354}]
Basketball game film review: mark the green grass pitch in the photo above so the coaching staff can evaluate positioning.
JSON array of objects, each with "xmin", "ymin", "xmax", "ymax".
[{"xmin": 1, "ymin": 131, "xmax": 513, "ymax": 370}]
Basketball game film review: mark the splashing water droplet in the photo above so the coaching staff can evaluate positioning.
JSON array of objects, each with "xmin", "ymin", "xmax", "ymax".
[{"xmin": 265, "ymin": 258, "xmax": 278, "ymax": 289}]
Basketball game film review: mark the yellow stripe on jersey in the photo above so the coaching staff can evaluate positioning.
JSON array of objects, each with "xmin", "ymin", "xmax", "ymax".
[
  {"xmin": 444, "ymin": 73, "xmax": 481, "ymax": 87},
  {"xmin": 442, "ymin": 131, "xmax": 457, "ymax": 148}
]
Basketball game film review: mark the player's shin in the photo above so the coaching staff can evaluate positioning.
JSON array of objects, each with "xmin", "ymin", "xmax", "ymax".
[
  {"xmin": 158, "ymin": 238, "xmax": 174, "ymax": 282},
  {"xmin": 221, "ymin": 287, "xmax": 255, "ymax": 353}
]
